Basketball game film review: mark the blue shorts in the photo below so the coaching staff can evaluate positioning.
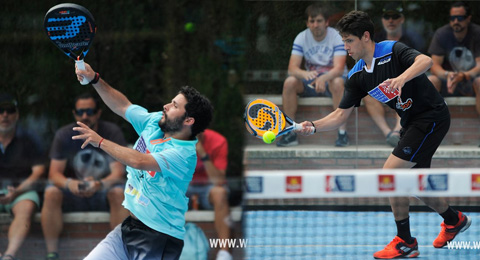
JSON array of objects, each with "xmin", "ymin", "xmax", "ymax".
[
  {"xmin": 299, "ymin": 74, "xmax": 346, "ymax": 98},
  {"xmin": 437, "ymin": 78, "xmax": 475, "ymax": 97},
  {"xmin": 186, "ymin": 184, "xmax": 229, "ymax": 210},
  {"xmin": 45, "ymin": 182, "xmax": 124, "ymax": 212}
]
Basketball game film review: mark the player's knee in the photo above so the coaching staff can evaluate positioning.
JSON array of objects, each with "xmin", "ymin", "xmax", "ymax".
[
  {"xmin": 107, "ymin": 187, "xmax": 125, "ymax": 204},
  {"xmin": 473, "ymin": 77, "xmax": 480, "ymax": 90},
  {"xmin": 12, "ymin": 200, "xmax": 36, "ymax": 218},
  {"xmin": 329, "ymin": 78, "xmax": 345, "ymax": 93},
  {"xmin": 363, "ymin": 95, "xmax": 377, "ymax": 106},
  {"xmin": 283, "ymin": 76, "xmax": 301, "ymax": 92},
  {"xmin": 43, "ymin": 186, "xmax": 63, "ymax": 204},
  {"xmin": 210, "ymin": 186, "xmax": 228, "ymax": 205}
]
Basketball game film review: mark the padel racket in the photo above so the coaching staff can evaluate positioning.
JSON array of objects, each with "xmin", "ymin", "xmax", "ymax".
[
  {"xmin": 44, "ymin": 3, "xmax": 96, "ymax": 85},
  {"xmin": 244, "ymin": 98, "xmax": 314, "ymax": 139}
]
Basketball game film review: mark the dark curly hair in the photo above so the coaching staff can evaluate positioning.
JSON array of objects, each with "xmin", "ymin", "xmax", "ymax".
[
  {"xmin": 179, "ymin": 86, "xmax": 213, "ymax": 139},
  {"xmin": 336, "ymin": 10, "xmax": 375, "ymax": 40}
]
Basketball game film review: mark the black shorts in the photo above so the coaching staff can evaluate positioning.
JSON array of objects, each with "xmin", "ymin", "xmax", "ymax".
[
  {"xmin": 392, "ymin": 117, "xmax": 450, "ymax": 168},
  {"xmin": 121, "ymin": 216, "xmax": 184, "ymax": 260}
]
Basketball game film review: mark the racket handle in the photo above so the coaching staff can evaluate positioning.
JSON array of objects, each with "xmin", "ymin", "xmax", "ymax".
[
  {"xmin": 75, "ymin": 60, "xmax": 89, "ymax": 85},
  {"xmin": 293, "ymin": 123, "xmax": 315, "ymax": 134}
]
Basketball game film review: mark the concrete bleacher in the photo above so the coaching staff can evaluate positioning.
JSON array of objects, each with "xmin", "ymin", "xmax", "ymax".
[
  {"xmin": 0, "ymin": 208, "xmax": 243, "ymax": 260},
  {"xmin": 243, "ymin": 94, "xmax": 480, "ymax": 170}
]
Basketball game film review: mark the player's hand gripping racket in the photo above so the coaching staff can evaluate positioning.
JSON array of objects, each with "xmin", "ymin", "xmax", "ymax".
[
  {"xmin": 44, "ymin": 3, "xmax": 96, "ymax": 85},
  {"xmin": 244, "ymin": 98, "xmax": 314, "ymax": 139}
]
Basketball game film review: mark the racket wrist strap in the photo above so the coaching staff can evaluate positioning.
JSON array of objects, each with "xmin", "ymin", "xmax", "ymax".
[
  {"xmin": 310, "ymin": 121, "xmax": 317, "ymax": 133},
  {"xmin": 90, "ymin": 72, "xmax": 100, "ymax": 84}
]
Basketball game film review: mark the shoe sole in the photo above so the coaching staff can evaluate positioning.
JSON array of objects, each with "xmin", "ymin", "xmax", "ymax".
[
  {"xmin": 373, "ymin": 250, "xmax": 420, "ymax": 259},
  {"xmin": 460, "ymin": 215, "xmax": 472, "ymax": 233},
  {"xmin": 435, "ymin": 215, "xmax": 472, "ymax": 248}
]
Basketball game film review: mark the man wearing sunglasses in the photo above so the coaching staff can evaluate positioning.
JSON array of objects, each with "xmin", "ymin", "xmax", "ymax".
[
  {"xmin": 41, "ymin": 92, "xmax": 129, "ymax": 260},
  {"xmin": 0, "ymin": 93, "xmax": 46, "ymax": 260},
  {"xmin": 428, "ymin": 1, "xmax": 480, "ymax": 144},
  {"xmin": 364, "ymin": 2, "xmax": 426, "ymax": 148}
]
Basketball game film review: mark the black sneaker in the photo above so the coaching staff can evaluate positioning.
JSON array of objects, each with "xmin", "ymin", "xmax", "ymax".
[
  {"xmin": 276, "ymin": 132, "xmax": 298, "ymax": 147},
  {"xmin": 335, "ymin": 131, "xmax": 349, "ymax": 147}
]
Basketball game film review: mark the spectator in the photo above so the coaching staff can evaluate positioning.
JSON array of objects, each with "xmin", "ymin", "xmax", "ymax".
[
  {"xmin": 428, "ymin": 1, "xmax": 480, "ymax": 145},
  {"xmin": 0, "ymin": 93, "xmax": 46, "ymax": 260},
  {"xmin": 277, "ymin": 3, "xmax": 349, "ymax": 147},
  {"xmin": 366, "ymin": 2, "xmax": 424, "ymax": 147},
  {"xmin": 187, "ymin": 129, "xmax": 232, "ymax": 260},
  {"xmin": 41, "ymin": 93, "xmax": 129, "ymax": 260}
]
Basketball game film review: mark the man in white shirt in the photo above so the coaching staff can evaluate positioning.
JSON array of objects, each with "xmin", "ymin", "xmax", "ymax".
[{"xmin": 277, "ymin": 3, "xmax": 349, "ymax": 147}]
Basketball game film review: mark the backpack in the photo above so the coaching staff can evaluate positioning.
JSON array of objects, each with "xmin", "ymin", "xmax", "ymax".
[{"xmin": 179, "ymin": 222, "xmax": 209, "ymax": 260}]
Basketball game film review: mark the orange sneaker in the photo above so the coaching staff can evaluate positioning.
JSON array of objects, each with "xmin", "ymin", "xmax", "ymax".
[
  {"xmin": 373, "ymin": 236, "xmax": 420, "ymax": 259},
  {"xmin": 433, "ymin": 211, "xmax": 471, "ymax": 248}
]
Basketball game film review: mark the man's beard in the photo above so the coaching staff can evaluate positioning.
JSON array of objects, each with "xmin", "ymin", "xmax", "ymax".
[
  {"xmin": 452, "ymin": 24, "xmax": 465, "ymax": 33},
  {"xmin": 158, "ymin": 113, "xmax": 186, "ymax": 133},
  {"xmin": 0, "ymin": 123, "xmax": 16, "ymax": 134}
]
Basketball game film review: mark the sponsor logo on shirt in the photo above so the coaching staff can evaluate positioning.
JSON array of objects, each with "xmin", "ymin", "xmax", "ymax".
[
  {"xmin": 125, "ymin": 183, "xmax": 150, "ymax": 206},
  {"xmin": 368, "ymin": 84, "xmax": 399, "ymax": 103},
  {"xmin": 135, "ymin": 136, "xmax": 147, "ymax": 153},
  {"xmin": 377, "ymin": 56, "xmax": 391, "ymax": 65}
]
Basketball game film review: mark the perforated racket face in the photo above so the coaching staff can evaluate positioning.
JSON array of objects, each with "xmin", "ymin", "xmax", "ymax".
[
  {"xmin": 244, "ymin": 99, "xmax": 286, "ymax": 138},
  {"xmin": 44, "ymin": 3, "xmax": 96, "ymax": 60}
]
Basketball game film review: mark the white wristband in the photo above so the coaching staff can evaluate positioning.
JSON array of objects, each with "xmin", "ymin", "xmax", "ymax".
[{"xmin": 65, "ymin": 178, "xmax": 72, "ymax": 190}]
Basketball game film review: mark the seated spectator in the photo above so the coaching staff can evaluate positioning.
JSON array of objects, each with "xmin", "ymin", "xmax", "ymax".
[
  {"xmin": 187, "ymin": 129, "xmax": 232, "ymax": 260},
  {"xmin": 428, "ymin": 1, "xmax": 480, "ymax": 145},
  {"xmin": 365, "ymin": 2, "xmax": 425, "ymax": 147},
  {"xmin": 41, "ymin": 92, "xmax": 129, "ymax": 260},
  {"xmin": 0, "ymin": 93, "xmax": 46, "ymax": 260},
  {"xmin": 277, "ymin": 3, "xmax": 349, "ymax": 147}
]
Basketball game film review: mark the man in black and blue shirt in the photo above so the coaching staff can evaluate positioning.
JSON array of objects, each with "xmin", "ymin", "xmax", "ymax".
[{"xmin": 297, "ymin": 11, "xmax": 471, "ymax": 259}]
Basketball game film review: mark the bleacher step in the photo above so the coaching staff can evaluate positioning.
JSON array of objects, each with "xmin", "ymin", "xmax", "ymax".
[{"xmin": 244, "ymin": 145, "xmax": 480, "ymax": 170}]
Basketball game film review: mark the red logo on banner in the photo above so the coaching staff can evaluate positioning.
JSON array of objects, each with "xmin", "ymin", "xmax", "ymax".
[
  {"xmin": 286, "ymin": 176, "xmax": 302, "ymax": 193},
  {"xmin": 379, "ymin": 175, "xmax": 395, "ymax": 191},
  {"xmin": 326, "ymin": 175, "xmax": 333, "ymax": 192},
  {"xmin": 472, "ymin": 174, "xmax": 480, "ymax": 191},
  {"xmin": 419, "ymin": 174, "xmax": 426, "ymax": 191}
]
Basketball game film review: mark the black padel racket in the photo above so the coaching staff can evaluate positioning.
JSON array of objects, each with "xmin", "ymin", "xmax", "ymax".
[{"xmin": 44, "ymin": 3, "xmax": 96, "ymax": 85}]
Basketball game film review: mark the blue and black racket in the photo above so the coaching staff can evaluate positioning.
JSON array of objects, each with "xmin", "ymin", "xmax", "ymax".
[{"xmin": 44, "ymin": 3, "xmax": 96, "ymax": 85}]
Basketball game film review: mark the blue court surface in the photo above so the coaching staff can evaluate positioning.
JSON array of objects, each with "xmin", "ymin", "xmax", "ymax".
[{"xmin": 244, "ymin": 211, "xmax": 480, "ymax": 260}]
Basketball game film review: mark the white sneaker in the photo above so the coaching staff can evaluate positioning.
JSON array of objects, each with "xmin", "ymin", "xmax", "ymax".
[{"xmin": 216, "ymin": 249, "xmax": 233, "ymax": 260}]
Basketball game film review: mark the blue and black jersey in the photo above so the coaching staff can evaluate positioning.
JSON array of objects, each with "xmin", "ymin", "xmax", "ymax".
[{"xmin": 339, "ymin": 41, "xmax": 449, "ymax": 127}]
